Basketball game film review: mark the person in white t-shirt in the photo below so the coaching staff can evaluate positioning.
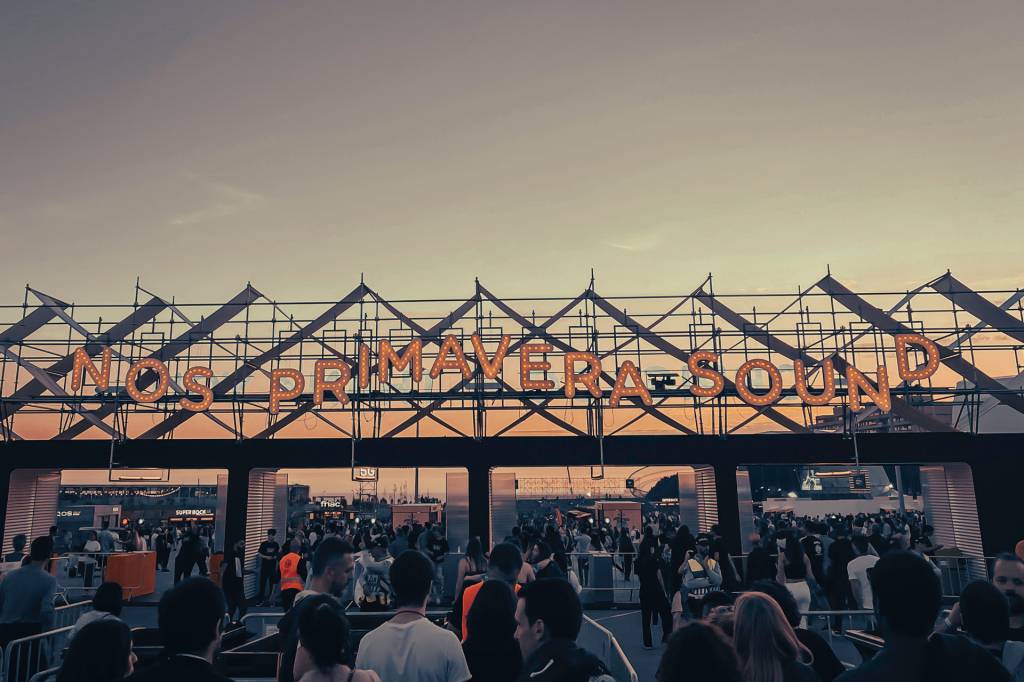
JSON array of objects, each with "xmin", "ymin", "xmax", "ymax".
[
  {"xmin": 356, "ymin": 550, "xmax": 471, "ymax": 682},
  {"xmin": 846, "ymin": 534, "xmax": 879, "ymax": 631},
  {"xmin": 69, "ymin": 581, "xmax": 123, "ymax": 641}
]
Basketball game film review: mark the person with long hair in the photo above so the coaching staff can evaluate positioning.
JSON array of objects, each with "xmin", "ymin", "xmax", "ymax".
[
  {"xmin": 749, "ymin": 580, "xmax": 844, "ymax": 682},
  {"xmin": 56, "ymin": 619, "xmax": 136, "ymax": 682},
  {"xmin": 293, "ymin": 594, "xmax": 380, "ymax": 682},
  {"xmin": 462, "ymin": 580, "xmax": 522, "ymax": 682},
  {"xmin": 455, "ymin": 536, "xmax": 488, "ymax": 597},
  {"xmin": 733, "ymin": 592, "xmax": 819, "ymax": 682},
  {"xmin": 657, "ymin": 621, "xmax": 740, "ymax": 682},
  {"xmin": 775, "ymin": 531, "xmax": 814, "ymax": 627},
  {"xmin": 638, "ymin": 533, "xmax": 673, "ymax": 649}
]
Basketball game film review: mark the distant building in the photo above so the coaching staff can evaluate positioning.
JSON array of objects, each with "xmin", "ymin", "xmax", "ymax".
[
  {"xmin": 953, "ymin": 373, "xmax": 1024, "ymax": 432},
  {"xmin": 59, "ymin": 484, "xmax": 218, "ymax": 526}
]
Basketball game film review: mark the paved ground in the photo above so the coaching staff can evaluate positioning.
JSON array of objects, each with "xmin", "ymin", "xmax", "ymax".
[{"xmin": 589, "ymin": 610, "xmax": 663, "ymax": 681}]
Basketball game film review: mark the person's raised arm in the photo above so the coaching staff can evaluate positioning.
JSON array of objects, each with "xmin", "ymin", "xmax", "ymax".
[
  {"xmin": 682, "ymin": 561, "xmax": 708, "ymax": 591},
  {"xmin": 775, "ymin": 551, "xmax": 787, "ymax": 585},
  {"xmin": 935, "ymin": 601, "xmax": 962, "ymax": 634},
  {"xmin": 707, "ymin": 559, "xmax": 723, "ymax": 587}
]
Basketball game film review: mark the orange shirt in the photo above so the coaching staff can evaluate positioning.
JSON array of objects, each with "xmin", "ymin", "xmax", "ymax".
[
  {"xmin": 279, "ymin": 552, "xmax": 304, "ymax": 591},
  {"xmin": 461, "ymin": 580, "xmax": 521, "ymax": 641}
]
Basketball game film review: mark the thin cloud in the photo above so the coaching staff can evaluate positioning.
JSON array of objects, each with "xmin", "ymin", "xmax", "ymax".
[
  {"xmin": 604, "ymin": 230, "xmax": 663, "ymax": 252},
  {"xmin": 170, "ymin": 177, "xmax": 265, "ymax": 226}
]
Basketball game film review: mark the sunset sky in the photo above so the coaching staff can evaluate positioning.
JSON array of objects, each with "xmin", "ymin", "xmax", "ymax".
[
  {"xmin": 7, "ymin": 3, "xmax": 1023, "ymax": 501},
  {"xmin": 2, "ymin": 1, "xmax": 1022, "ymax": 305}
]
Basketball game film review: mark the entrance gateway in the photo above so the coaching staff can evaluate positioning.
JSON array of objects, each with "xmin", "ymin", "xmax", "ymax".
[{"xmin": 2, "ymin": 271, "xmax": 1023, "ymax": 584}]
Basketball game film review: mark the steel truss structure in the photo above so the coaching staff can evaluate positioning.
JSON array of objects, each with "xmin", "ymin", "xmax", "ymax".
[{"xmin": 1, "ymin": 271, "xmax": 1022, "ymax": 442}]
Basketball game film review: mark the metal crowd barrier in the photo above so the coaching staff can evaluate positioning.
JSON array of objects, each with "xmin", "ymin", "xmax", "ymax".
[
  {"xmin": 51, "ymin": 601, "xmax": 91, "ymax": 631},
  {"xmin": 240, "ymin": 612, "xmax": 284, "ymax": 638},
  {"xmin": 578, "ymin": 615, "xmax": 639, "ymax": 682},
  {"xmin": 26, "ymin": 668, "xmax": 58, "ymax": 682},
  {"xmin": 50, "ymin": 551, "xmax": 128, "ymax": 603},
  {"xmin": 2, "ymin": 626, "xmax": 73, "ymax": 682},
  {"xmin": 799, "ymin": 609, "xmax": 875, "ymax": 644},
  {"xmin": 0, "ymin": 603, "xmax": 89, "ymax": 682}
]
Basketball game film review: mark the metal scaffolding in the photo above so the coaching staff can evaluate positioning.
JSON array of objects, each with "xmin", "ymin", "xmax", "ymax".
[{"xmin": 1, "ymin": 271, "xmax": 1022, "ymax": 441}]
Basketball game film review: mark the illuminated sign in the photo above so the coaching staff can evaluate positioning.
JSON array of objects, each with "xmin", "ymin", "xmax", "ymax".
[
  {"xmin": 175, "ymin": 508, "xmax": 213, "ymax": 516},
  {"xmin": 352, "ymin": 467, "xmax": 379, "ymax": 482},
  {"xmin": 60, "ymin": 486, "xmax": 215, "ymax": 498},
  {"xmin": 64, "ymin": 333, "xmax": 940, "ymax": 415},
  {"xmin": 849, "ymin": 471, "xmax": 871, "ymax": 493},
  {"xmin": 317, "ymin": 497, "xmax": 346, "ymax": 508}
]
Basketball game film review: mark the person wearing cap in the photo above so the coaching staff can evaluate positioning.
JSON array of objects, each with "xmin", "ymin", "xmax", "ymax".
[
  {"xmin": 680, "ymin": 533, "xmax": 722, "ymax": 596},
  {"xmin": 909, "ymin": 535, "xmax": 942, "ymax": 581},
  {"xmin": 673, "ymin": 532, "xmax": 722, "ymax": 628}
]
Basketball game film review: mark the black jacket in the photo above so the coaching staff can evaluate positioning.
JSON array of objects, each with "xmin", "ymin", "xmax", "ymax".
[
  {"xmin": 514, "ymin": 639, "xmax": 612, "ymax": 682},
  {"xmin": 463, "ymin": 637, "xmax": 521, "ymax": 682},
  {"xmin": 836, "ymin": 634, "xmax": 1011, "ymax": 682},
  {"xmin": 535, "ymin": 561, "xmax": 565, "ymax": 581},
  {"xmin": 128, "ymin": 654, "xmax": 233, "ymax": 682}
]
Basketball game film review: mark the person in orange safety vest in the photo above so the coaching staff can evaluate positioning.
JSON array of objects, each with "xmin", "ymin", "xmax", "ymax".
[{"xmin": 278, "ymin": 539, "xmax": 306, "ymax": 610}]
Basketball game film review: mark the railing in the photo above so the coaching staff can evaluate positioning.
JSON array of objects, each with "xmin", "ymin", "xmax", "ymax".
[
  {"xmin": 565, "ymin": 551, "xmax": 641, "ymax": 604},
  {"xmin": 51, "ymin": 551, "xmax": 153, "ymax": 605},
  {"xmin": 2, "ymin": 626, "xmax": 73, "ymax": 682},
  {"xmin": 799, "ymin": 609, "xmax": 875, "ymax": 644},
  {"xmin": 240, "ymin": 611, "xmax": 284, "ymax": 638},
  {"xmin": 729, "ymin": 551, "xmax": 995, "ymax": 598},
  {"xmin": 26, "ymin": 667, "xmax": 58, "ymax": 682},
  {"xmin": 51, "ymin": 601, "xmax": 91, "ymax": 630},
  {"xmin": 578, "ymin": 615, "xmax": 638, "ymax": 682}
]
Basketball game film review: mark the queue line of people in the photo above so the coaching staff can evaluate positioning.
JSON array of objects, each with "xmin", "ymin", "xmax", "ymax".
[
  {"xmin": 46, "ymin": 536, "xmax": 1024, "ymax": 682},
  {"xmin": 11, "ymin": 516, "xmax": 1019, "ymax": 682}
]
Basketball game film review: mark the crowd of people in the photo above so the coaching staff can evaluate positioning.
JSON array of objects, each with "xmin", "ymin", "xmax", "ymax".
[
  {"xmin": 241, "ymin": 519, "xmax": 453, "ymax": 617},
  {"xmin": 501, "ymin": 506, "xmax": 958, "ymax": 645},
  {"xmin": 3, "ymin": 521, "xmax": 219, "ymax": 590},
  {"xmin": 0, "ymin": 502, "xmax": 1012, "ymax": 682},
  {"xmin": 38, "ymin": 527, "xmax": 1024, "ymax": 682}
]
